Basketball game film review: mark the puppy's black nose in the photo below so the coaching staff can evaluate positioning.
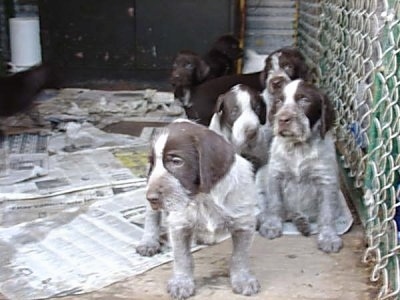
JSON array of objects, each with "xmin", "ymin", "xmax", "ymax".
[
  {"xmin": 278, "ymin": 115, "xmax": 292, "ymax": 125},
  {"xmin": 146, "ymin": 190, "xmax": 162, "ymax": 209},
  {"xmin": 146, "ymin": 191, "xmax": 159, "ymax": 202},
  {"xmin": 245, "ymin": 126, "xmax": 257, "ymax": 140}
]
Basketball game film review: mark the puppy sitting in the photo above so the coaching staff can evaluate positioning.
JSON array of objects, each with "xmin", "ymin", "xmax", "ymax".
[
  {"xmin": 136, "ymin": 119, "xmax": 260, "ymax": 299},
  {"xmin": 203, "ymin": 34, "xmax": 243, "ymax": 79},
  {"xmin": 209, "ymin": 84, "xmax": 272, "ymax": 171},
  {"xmin": 257, "ymin": 79, "xmax": 343, "ymax": 253}
]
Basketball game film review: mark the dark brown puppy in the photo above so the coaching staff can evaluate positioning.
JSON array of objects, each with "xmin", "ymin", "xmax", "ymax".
[
  {"xmin": 170, "ymin": 50, "xmax": 210, "ymax": 101},
  {"xmin": 203, "ymin": 34, "xmax": 243, "ymax": 79}
]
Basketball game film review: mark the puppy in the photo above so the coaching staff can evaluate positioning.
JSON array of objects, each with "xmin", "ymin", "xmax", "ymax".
[
  {"xmin": 209, "ymin": 84, "xmax": 272, "ymax": 171},
  {"xmin": 203, "ymin": 34, "xmax": 243, "ymax": 79},
  {"xmin": 136, "ymin": 119, "xmax": 260, "ymax": 299},
  {"xmin": 181, "ymin": 71, "xmax": 263, "ymax": 126},
  {"xmin": 170, "ymin": 50, "xmax": 210, "ymax": 104},
  {"xmin": 260, "ymin": 46, "xmax": 311, "ymax": 93},
  {"xmin": 257, "ymin": 79, "xmax": 343, "ymax": 253},
  {"xmin": 260, "ymin": 47, "xmax": 311, "ymax": 127},
  {"xmin": 182, "ymin": 47, "xmax": 310, "ymax": 126}
]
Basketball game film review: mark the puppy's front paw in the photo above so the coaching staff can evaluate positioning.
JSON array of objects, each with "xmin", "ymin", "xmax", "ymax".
[
  {"xmin": 231, "ymin": 272, "xmax": 260, "ymax": 296},
  {"xmin": 258, "ymin": 216, "xmax": 283, "ymax": 239},
  {"xmin": 317, "ymin": 231, "xmax": 343, "ymax": 253},
  {"xmin": 136, "ymin": 240, "xmax": 161, "ymax": 257},
  {"xmin": 167, "ymin": 274, "xmax": 195, "ymax": 300}
]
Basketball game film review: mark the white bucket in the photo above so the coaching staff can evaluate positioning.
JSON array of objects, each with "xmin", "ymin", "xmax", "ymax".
[{"xmin": 9, "ymin": 17, "xmax": 42, "ymax": 72}]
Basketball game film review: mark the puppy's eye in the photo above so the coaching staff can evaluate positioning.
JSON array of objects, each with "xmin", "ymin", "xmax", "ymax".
[
  {"xmin": 298, "ymin": 97, "xmax": 309, "ymax": 104},
  {"xmin": 283, "ymin": 65, "xmax": 293, "ymax": 72},
  {"xmin": 166, "ymin": 155, "xmax": 184, "ymax": 167},
  {"xmin": 185, "ymin": 63, "xmax": 193, "ymax": 70},
  {"xmin": 231, "ymin": 106, "xmax": 239, "ymax": 118}
]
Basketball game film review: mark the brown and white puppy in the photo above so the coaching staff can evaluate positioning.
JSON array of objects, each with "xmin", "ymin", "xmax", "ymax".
[
  {"xmin": 170, "ymin": 50, "xmax": 210, "ymax": 105},
  {"xmin": 260, "ymin": 47, "xmax": 311, "ymax": 90},
  {"xmin": 209, "ymin": 84, "xmax": 272, "ymax": 170},
  {"xmin": 182, "ymin": 71, "xmax": 263, "ymax": 126},
  {"xmin": 203, "ymin": 34, "xmax": 243, "ymax": 79},
  {"xmin": 257, "ymin": 79, "xmax": 343, "ymax": 253},
  {"xmin": 260, "ymin": 47, "xmax": 311, "ymax": 111},
  {"xmin": 136, "ymin": 119, "xmax": 260, "ymax": 299},
  {"xmin": 182, "ymin": 47, "xmax": 310, "ymax": 126}
]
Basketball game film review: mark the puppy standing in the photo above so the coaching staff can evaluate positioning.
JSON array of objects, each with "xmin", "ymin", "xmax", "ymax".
[
  {"xmin": 136, "ymin": 120, "xmax": 260, "ymax": 299},
  {"xmin": 257, "ymin": 79, "xmax": 343, "ymax": 253}
]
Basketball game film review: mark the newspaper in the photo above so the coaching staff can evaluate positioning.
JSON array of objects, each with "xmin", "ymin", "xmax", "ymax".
[
  {"xmin": 0, "ymin": 133, "xmax": 49, "ymax": 185},
  {"xmin": 0, "ymin": 144, "xmax": 152, "ymax": 226},
  {"xmin": 0, "ymin": 187, "xmax": 353, "ymax": 300},
  {"xmin": 38, "ymin": 88, "xmax": 184, "ymax": 129},
  {"xmin": 0, "ymin": 187, "xmax": 218, "ymax": 300}
]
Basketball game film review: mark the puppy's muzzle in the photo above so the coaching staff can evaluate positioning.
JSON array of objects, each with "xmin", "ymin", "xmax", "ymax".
[
  {"xmin": 245, "ymin": 125, "xmax": 258, "ymax": 141},
  {"xmin": 277, "ymin": 111, "xmax": 295, "ymax": 136},
  {"xmin": 146, "ymin": 189, "xmax": 163, "ymax": 210}
]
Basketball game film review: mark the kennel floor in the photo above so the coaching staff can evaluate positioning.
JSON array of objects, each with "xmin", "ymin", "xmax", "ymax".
[
  {"xmin": 0, "ymin": 89, "xmax": 376, "ymax": 300},
  {"xmin": 54, "ymin": 121, "xmax": 375, "ymax": 300},
  {"xmin": 37, "ymin": 225, "xmax": 375, "ymax": 300}
]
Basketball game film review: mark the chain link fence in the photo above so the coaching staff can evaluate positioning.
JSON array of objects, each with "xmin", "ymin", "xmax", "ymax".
[{"xmin": 297, "ymin": 0, "xmax": 400, "ymax": 298}]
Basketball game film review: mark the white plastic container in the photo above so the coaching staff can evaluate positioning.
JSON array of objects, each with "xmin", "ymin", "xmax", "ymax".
[{"xmin": 9, "ymin": 17, "xmax": 42, "ymax": 72}]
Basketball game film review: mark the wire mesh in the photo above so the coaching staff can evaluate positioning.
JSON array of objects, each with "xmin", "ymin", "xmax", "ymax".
[{"xmin": 298, "ymin": 0, "xmax": 400, "ymax": 298}]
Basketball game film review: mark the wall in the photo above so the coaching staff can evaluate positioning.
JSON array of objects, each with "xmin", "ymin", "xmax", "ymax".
[{"xmin": 244, "ymin": 0, "xmax": 297, "ymax": 54}]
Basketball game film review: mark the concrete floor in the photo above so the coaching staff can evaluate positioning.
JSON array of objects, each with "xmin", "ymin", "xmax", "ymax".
[{"xmin": 44, "ymin": 225, "xmax": 376, "ymax": 300}]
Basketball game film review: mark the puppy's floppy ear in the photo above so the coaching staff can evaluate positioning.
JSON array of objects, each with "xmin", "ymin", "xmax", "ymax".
[
  {"xmin": 255, "ymin": 93, "xmax": 267, "ymax": 125},
  {"xmin": 291, "ymin": 49, "xmax": 311, "ymax": 82},
  {"xmin": 259, "ymin": 70, "xmax": 267, "ymax": 89},
  {"xmin": 195, "ymin": 58, "xmax": 210, "ymax": 82},
  {"xmin": 320, "ymin": 92, "xmax": 335, "ymax": 138},
  {"xmin": 267, "ymin": 93, "xmax": 281, "ymax": 125},
  {"xmin": 193, "ymin": 129, "xmax": 235, "ymax": 193},
  {"xmin": 258, "ymin": 53, "xmax": 270, "ymax": 88},
  {"xmin": 214, "ymin": 94, "xmax": 225, "ymax": 113}
]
